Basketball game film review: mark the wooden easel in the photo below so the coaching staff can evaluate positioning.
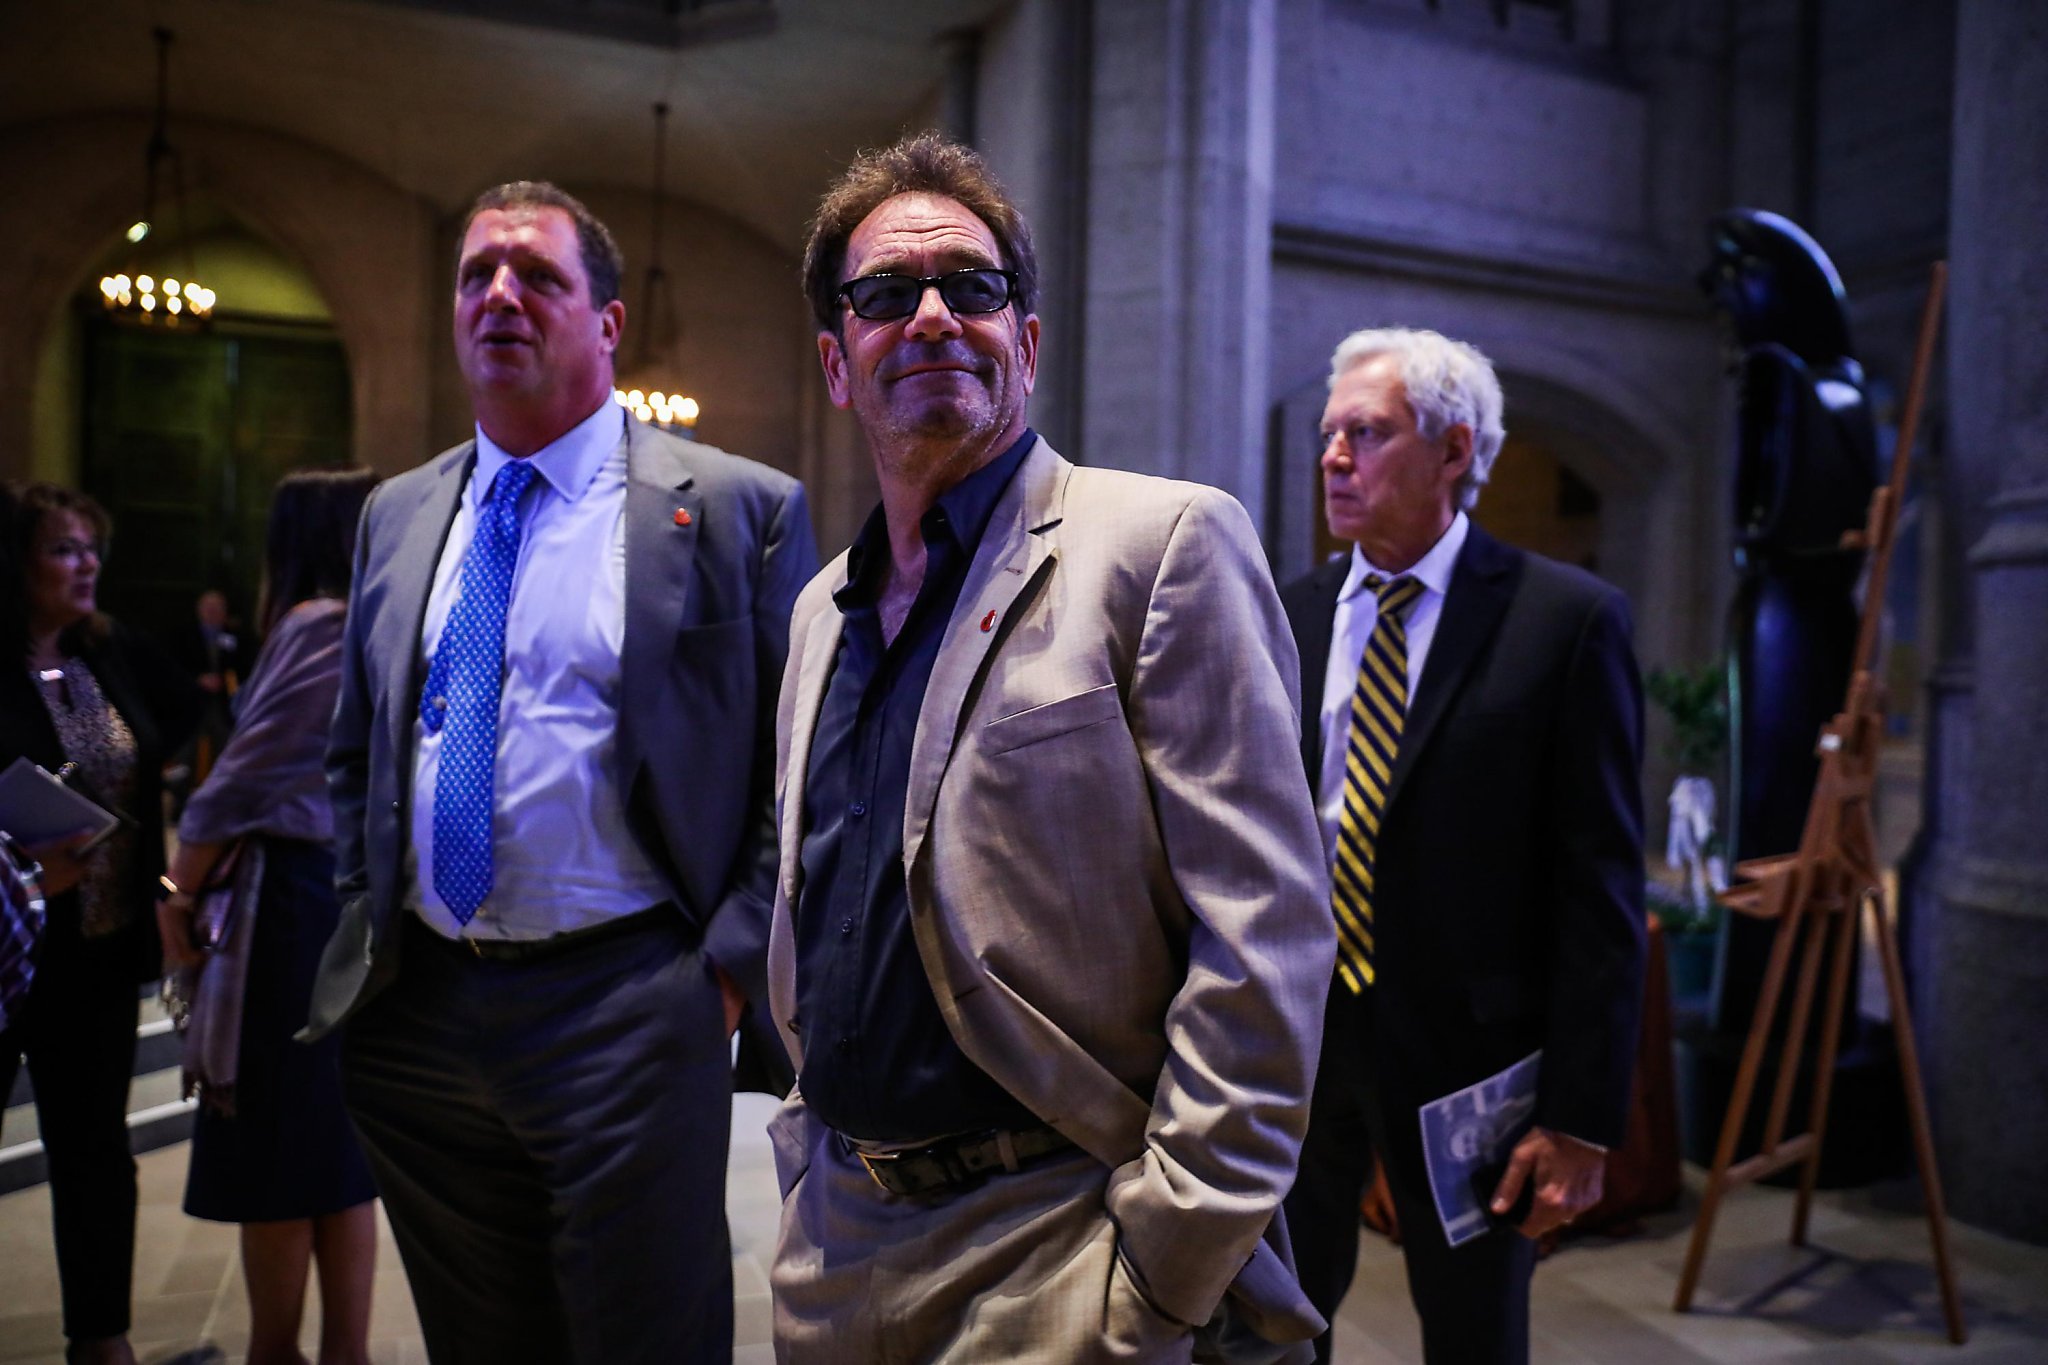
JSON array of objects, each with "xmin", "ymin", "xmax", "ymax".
[{"xmin": 1672, "ymin": 262, "xmax": 1965, "ymax": 1344}]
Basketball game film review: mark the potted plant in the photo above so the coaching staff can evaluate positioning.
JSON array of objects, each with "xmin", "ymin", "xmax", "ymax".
[{"xmin": 1645, "ymin": 660, "xmax": 1730, "ymax": 999}]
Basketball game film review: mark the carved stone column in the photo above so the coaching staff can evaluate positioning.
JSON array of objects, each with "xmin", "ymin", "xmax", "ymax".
[
  {"xmin": 1928, "ymin": 0, "xmax": 2048, "ymax": 1244},
  {"xmin": 1078, "ymin": 0, "xmax": 1276, "ymax": 522}
]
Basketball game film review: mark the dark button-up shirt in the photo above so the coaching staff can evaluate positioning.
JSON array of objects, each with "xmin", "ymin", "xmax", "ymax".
[{"xmin": 794, "ymin": 429, "xmax": 1040, "ymax": 1142}]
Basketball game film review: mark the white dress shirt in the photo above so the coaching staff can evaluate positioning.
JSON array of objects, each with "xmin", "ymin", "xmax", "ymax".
[
  {"xmin": 1314, "ymin": 512, "xmax": 1471, "ymax": 868},
  {"xmin": 407, "ymin": 400, "xmax": 670, "ymax": 939}
]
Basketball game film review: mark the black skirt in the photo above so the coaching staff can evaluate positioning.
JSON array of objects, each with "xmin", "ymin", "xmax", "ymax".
[{"xmin": 183, "ymin": 837, "xmax": 377, "ymax": 1223}]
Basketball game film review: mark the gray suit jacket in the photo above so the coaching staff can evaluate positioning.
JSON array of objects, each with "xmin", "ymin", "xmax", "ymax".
[
  {"xmin": 767, "ymin": 437, "xmax": 1334, "ymax": 1342},
  {"xmin": 308, "ymin": 419, "xmax": 816, "ymax": 1037}
]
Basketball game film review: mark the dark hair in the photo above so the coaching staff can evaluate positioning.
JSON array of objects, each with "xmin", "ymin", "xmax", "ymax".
[
  {"xmin": 6, "ymin": 482, "xmax": 112, "ymax": 659},
  {"xmin": 801, "ymin": 132, "xmax": 1039, "ymax": 335},
  {"xmin": 457, "ymin": 181, "xmax": 625, "ymax": 308},
  {"xmin": 258, "ymin": 467, "xmax": 379, "ymax": 635}
]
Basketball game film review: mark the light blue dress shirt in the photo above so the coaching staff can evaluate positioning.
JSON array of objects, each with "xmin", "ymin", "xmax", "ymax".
[{"xmin": 407, "ymin": 400, "xmax": 671, "ymax": 939}]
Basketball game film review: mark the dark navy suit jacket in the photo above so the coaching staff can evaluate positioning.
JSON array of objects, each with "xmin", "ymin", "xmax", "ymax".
[{"xmin": 1280, "ymin": 523, "xmax": 1647, "ymax": 1150}]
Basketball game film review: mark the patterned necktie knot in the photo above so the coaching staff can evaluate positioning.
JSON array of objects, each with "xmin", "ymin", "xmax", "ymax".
[
  {"xmin": 488, "ymin": 459, "xmax": 538, "ymax": 524},
  {"xmin": 1364, "ymin": 573, "xmax": 1424, "ymax": 620}
]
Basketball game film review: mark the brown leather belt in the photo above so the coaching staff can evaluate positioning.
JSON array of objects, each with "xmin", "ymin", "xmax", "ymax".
[
  {"xmin": 842, "ymin": 1123, "xmax": 1077, "ymax": 1197},
  {"xmin": 408, "ymin": 903, "xmax": 677, "ymax": 962}
]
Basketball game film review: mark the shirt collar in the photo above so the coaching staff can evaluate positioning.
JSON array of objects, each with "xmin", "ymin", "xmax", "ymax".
[
  {"xmin": 470, "ymin": 398, "xmax": 626, "ymax": 507},
  {"xmin": 932, "ymin": 426, "xmax": 1035, "ymax": 554},
  {"xmin": 838, "ymin": 428, "xmax": 1036, "ymax": 609},
  {"xmin": 1339, "ymin": 510, "xmax": 1470, "ymax": 604}
]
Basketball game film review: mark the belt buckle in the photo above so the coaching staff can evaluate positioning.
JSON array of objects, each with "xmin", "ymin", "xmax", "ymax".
[{"xmin": 856, "ymin": 1148, "xmax": 904, "ymax": 1190}]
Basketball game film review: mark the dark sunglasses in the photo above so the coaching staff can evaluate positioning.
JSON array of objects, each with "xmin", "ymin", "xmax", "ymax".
[{"xmin": 837, "ymin": 268, "xmax": 1019, "ymax": 321}]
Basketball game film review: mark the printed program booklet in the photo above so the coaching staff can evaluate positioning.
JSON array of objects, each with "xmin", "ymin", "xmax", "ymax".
[{"xmin": 1419, "ymin": 1049, "xmax": 1542, "ymax": 1247}]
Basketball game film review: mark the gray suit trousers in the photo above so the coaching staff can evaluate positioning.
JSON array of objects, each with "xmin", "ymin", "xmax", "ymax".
[{"xmin": 342, "ymin": 913, "xmax": 734, "ymax": 1364}]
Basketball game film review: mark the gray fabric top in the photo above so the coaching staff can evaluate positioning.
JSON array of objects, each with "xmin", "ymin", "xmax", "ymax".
[{"xmin": 179, "ymin": 597, "xmax": 346, "ymax": 847}]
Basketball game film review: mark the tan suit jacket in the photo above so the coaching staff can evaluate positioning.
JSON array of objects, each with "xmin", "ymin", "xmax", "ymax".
[{"xmin": 767, "ymin": 437, "xmax": 1334, "ymax": 1341}]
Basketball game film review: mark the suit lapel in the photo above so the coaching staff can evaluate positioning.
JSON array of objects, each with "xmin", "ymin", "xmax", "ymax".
[
  {"xmin": 618, "ymin": 422, "xmax": 700, "ymax": 803},
  {"xmin": 902, "ymin": 438, "xmax": 1065, "ymax": 873},
  {"xmin": 1382, "ymin": 525, "xmax": 1519, "ymax": 814},
  {"xmin": 769, "ymin": 556, "xmax": 847, "ymax": 1056},
  {"xmin": 779, "ymin": 595, "xmax": 846, "ymax": 913},
  {"xmin": 385, "ymin": 445, "xmax": 472, "ymax": 774}
]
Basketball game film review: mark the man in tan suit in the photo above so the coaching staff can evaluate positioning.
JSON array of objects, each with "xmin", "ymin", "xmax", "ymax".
[{"xmin": 765, "ymin": 133, "xmax": 1335, "ymax": 1363}]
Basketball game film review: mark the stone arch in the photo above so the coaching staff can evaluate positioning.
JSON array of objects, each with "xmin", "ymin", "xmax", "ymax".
[
  {"xmin": 1494, "ymin": 366, "xmax": 1669, "ymax": 636},
  {"xmin": 1482, "ymin": 343, "xmax": 1708, "ymax": 679},
  {"xmin": 0, "ymin": 113, "xmax": 435, "ymax": 481},
  {"xmin": 1267, "ymin": 341, "xmax": 1699, "ymax": 678}
]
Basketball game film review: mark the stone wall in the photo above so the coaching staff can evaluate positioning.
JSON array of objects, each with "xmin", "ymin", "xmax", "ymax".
[
  {"xmin": 1264, "ymin": 0, "xmax": 1733, "ymax": 688},
  {"xmin": 0, "ymin": 113, "xmax": 835, "ymax": 538}
]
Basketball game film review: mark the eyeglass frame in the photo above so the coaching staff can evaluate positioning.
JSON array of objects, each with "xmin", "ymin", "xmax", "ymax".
[{"xmin": 835, "ymin": 267, "xmax": 1021, "ymax": 322}]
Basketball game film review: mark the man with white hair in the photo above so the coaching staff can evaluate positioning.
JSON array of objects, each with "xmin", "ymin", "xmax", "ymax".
[{"xmin": 1278, "ymin": 327, "xmax": 1646, "ymax": 1363}]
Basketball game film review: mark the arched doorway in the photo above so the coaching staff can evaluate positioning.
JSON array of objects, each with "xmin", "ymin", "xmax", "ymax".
[
  {"xmin": 1470, "ymin": 434, "xmax": 1603, "ymax": 572},
  {"xmin": 58, "ymin": 206, "xmax": 351, "ymax": 642},
  {"xmin": 1299, "ymin": 428, "xmax": 1607, "ymax": 572},
  {"xmin": 1270, "ymin": 368, "xmax": 1663, "ymax": 613}
]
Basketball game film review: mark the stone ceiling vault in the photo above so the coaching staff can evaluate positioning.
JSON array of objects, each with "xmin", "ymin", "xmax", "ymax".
[{"xmin": 0, "ymin": 0, "xmax": 1009, "ymax": 251}]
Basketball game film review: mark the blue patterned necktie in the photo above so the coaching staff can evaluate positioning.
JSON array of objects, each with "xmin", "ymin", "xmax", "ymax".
[{"xmin": 421, "ymin": 458, "xmax": 537, "ymax": 925}]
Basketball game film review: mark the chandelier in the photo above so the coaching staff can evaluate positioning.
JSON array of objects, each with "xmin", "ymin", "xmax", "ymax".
[
  {"xmin": 99, "ymin": 271, "xmax": 215, "ymax": 322},
  {"xmin": 613, "ymin": 101, "xmax": 698, "ymax": 436},
  {"xmin": 102, "ymin": 28, "xmax": 216, "ymax": 327},
  {"xmin": 616, "ymin": 388, "xmax": 700, "ymax": 430}
]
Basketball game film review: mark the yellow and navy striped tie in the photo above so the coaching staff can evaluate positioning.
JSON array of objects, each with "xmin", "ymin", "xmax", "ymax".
[{"xmin": 1332, "ymin": 574, "xmax": 1424, "ymax": 994}]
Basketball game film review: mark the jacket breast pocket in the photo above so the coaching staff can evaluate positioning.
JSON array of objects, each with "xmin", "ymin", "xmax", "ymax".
[{"xmin": 981, "ymin": 683, "xmax": 1123, "ymax": 756}]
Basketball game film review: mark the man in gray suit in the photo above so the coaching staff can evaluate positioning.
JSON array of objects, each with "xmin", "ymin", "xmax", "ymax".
[
  {"xmin": 308, "ymin": 181, "xmax": 815, "ymax": 1363},
  {"xmin": 766, "ymin": 134, "xmax": 1332, "ymax": 1363}
]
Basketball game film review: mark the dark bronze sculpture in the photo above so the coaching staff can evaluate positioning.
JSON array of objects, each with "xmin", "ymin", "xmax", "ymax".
[{"xmin": 1700, "ymin": 209, "xmax": 1879, "ymax": 1032}]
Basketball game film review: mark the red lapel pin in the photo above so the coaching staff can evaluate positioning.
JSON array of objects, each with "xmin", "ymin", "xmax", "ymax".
[
  {"xmin": 673, "ymin": 507, "xmax": 692, "ymax": 526},
  {"xmin": 980, "ymin": 610, "xmax": 997, "ymax": 633}
]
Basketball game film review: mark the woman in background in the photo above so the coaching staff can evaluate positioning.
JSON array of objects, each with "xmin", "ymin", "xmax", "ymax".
[
  {"xmin": 0, "ymin": 481, "xmax": 202, "ymax": 1365},
  {"xmin": 158, "ymin": 468, "xmax": 381, "ymax": 1365}
]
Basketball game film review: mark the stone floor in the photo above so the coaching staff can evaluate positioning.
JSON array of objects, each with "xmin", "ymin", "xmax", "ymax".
[{"xmin": 2, "ymin": 1092, "xmax": 2044, "ymax": 1363}]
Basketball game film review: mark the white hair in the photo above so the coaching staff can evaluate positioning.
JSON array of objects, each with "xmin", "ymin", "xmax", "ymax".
[{"xmin": 1328, "ymin": 327, "xmax": 1506, "ymax": 511}]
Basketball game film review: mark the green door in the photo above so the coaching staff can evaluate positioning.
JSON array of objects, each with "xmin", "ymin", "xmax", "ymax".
[{"xmin": 80, "ymin": 315, "xmax": 352, "ymax": 642}]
